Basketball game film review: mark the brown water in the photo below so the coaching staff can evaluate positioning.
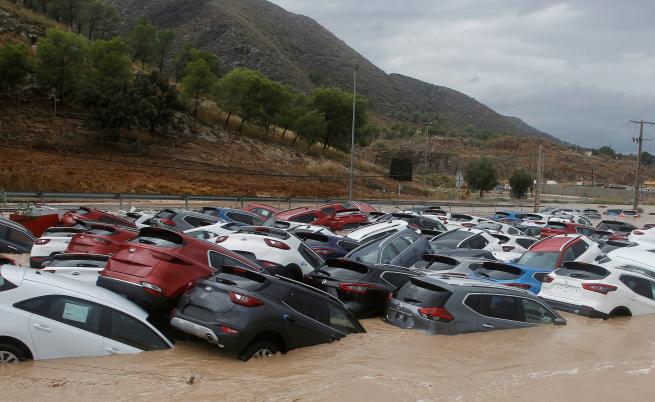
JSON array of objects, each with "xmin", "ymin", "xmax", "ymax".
[{"xmin": 2, "ymin": 314, "xmax": 655, "ymax": 401}]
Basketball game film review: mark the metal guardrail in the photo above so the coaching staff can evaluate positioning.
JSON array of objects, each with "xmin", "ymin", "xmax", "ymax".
[{"xmin": 2, "ymin": 191, "xmax": 525, "ymax": 211}]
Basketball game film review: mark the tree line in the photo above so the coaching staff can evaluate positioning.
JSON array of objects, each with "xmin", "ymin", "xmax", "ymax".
[{"xmin": 1, "ymin": 1, "xmax": 376, "ymax": 150}]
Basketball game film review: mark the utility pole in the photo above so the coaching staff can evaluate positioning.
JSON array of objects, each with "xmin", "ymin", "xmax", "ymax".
[
  {"xmin": 424, "ymin": 121, "xmax": 431, "ymax": 188},
  {"xmin": 628, "ymin": 120, "xmax": 655, "ymax": 211},
  {"xmin": 348, "ymin": 65, "xmax": 358, "ymax": 201},
  {"xmin": 533, "ymin": 143, "xmax": 544, "ymax": 212}
]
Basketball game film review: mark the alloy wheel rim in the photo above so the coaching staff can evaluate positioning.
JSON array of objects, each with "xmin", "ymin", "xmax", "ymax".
[
  {"xmin": 252, "ymin": 348, "xmax": 274, "ymax": 359},
  {"xmin": 0, "ymin": 351, "xmax": 18, "ymax": 364}
]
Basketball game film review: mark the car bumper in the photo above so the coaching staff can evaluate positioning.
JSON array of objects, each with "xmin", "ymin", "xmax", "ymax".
[
  {"xmin": 97, "ymin": 276, "xmax": 173, "ymax": 310},
  {"xmin": 539, "ymin": 297, "xmax": 608, "ymax": 319},
  {"xmin": 170, "ymin": 314, "xmax": 243, "ymax": 353}
]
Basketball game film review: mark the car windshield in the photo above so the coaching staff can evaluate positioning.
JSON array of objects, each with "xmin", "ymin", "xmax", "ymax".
[{"xmin": 517, "ymin": 251, "xmax": 560, "ymax": 270}]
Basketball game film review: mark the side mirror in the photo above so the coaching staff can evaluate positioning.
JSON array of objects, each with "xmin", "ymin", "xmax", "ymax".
[{"xmin": 553, "ymin": 317, "xmax": 567, "ymax": 326}]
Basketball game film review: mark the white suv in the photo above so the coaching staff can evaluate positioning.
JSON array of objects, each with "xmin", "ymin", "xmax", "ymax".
[
  {"xmin": 215, "ymin": 226, "xmax": 325, "ymax": 278},
  {"xmin": 0, "ymin": 265, "xmax": 172, "ymax": 363}
]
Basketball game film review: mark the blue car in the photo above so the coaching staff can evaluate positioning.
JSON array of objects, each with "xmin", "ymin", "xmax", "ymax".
[
  {"xmin": 488, "ymin": 211, "xmax": 522, "ymax": 223},
  {"xmin": 471, "ymin": 261, "xmax": 551, "ymax": 294},
  {"xmin": 200, "ymin": 207, "xmax": 264, "ymax": 226}
]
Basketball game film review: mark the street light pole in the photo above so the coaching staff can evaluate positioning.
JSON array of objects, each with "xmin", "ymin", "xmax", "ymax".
[
  {"xmin": 424, "ymin": 122, "xmax": 431, "ymax": 187},
  {"xmin": 349, "ymin": 65, "xmax": 358, "ymax": 201}
]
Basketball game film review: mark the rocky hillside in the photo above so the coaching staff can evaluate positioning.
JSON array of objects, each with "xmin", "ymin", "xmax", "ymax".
[{"xmin": 107, "ymin": 0, "xmax": 556, "ymax": 140}]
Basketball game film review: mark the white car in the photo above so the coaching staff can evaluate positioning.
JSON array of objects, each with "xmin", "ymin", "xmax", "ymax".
[
  {"xmin": 0, "ymin": 265, "xmax": 172, "ymax": 363},
  {"xmin": 268, "ymin": 220, "xmax": 336, "ymax": 235},
  {"xmin": 628, "ymin": 227, "xmax": 655, "ymax": 244},
  {"xmin": 600, "ymin": 246, "xmax": 655, "ymax": 271},
  {"xmin": 215, "ymin": 226, "xmax": 324, "ymax": 277},
  {"xmin": 444, "ymin": 214, "xmax": 492, "ymax": 230},
  {"xmin": 40, "ymin": 253, "xmax": 109, "ymax": 285},
  {"xmin": 539, "ymin": 262, "xmax": 655, "ymax": 318},
  {"xmin": 490, "ymin": 233, "xmax": 538, "ymax": 262},
  {"xmin": 184, "ymin": 221, "xmax": 242, "ymax": 241},
  {"xmin": 30, "ymin": 227, "xmax": 85, "ymax": 268},
  {"xmin": 341, "ymin": 220, "xmax": 409, "ymax": 246},
  {"xmin": 474, "ymin": 221, "xmax": 524, "ymax": 236}
]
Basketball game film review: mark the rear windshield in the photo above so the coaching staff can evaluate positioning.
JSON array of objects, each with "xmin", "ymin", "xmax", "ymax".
[
  {"xmin": 43, "ymin": 228, "xmax": 80, "ymax": 236},
  {"xmin": 395, "ymin": 278, "xmax": 451, "ymax": 307},
  {"xmin": 545, "ymin": 222, "xmax": 566, "ymax": 230},
  {"xmin": 413, "ymin": 257, "xmax": 458, "ymax": 271},
  {"xmin": 213, "ymin": 267, "xmax": 267, "ymax": 291},
  {"xmin": 517, "ymin": 251, "xmax": 560, "ymax": 270},
  {"xmin": 155, "ymin": 211, "xmax": 176, "ymax": 219},
  {"xmin": 433, "ymin": 230, "xmax": 472, "ymax": 242},
  {"xmin": 86, "ymin": 228, "xmax": 115, "ymax": 236},
  {"xmin": 299, "ymin": 243, "xmax": 324, "ymax": 269},
  {"xmin": 555, "ymin": 264, "xmax": 610, "ymax": 280},
  {"xmin": 476, "ymin": 263, "xmax": 523, "ymax": 280},
  {"xmin": 599, "ymin": 222, "xmax": 635, "ymax": 231},
  {"xmin": 476, "ymin": 222, "xmax": 502, "ymax": 232},
  {"xmin": 46, "ymin": 259, "xmax": 107, "ymax": 268},
  {"xmin": 131, "ymin": 229, "xmax": 184, "ymax": 248},
  {"xmin": 450, "ymin": 214, "xmax": 472, "ymax": 222}
]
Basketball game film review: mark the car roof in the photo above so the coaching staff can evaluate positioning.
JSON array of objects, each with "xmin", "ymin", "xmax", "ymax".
[
  {"xmin": 8, "ymin": 266, "xmax": 149, "ymax": 318},
  {"xmin": 530, "ymin": 235, "xmax": 580, "ymax": 251},
  {"xmin": 414, "ymin": 274, "xmax": 530, "ymax": 293}
]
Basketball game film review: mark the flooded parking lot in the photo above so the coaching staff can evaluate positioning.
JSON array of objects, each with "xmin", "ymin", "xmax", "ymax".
[{"xmin": 2, "ymin": 314, "xmax": 655, "ymax": 401}]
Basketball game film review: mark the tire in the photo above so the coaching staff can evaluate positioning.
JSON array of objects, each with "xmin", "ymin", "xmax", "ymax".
[
  {"xmin": 0, "ymin": 342, "xmax": 27, "ymax": 364},
  {"xmin": 239, "ymin": 340, "xmax": 279, "ymax": 362}
]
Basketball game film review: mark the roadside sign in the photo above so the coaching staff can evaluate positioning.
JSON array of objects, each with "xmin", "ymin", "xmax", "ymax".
[{"xmin": 455, "ymin": 170, "xmax": 464, "ymax": 190}]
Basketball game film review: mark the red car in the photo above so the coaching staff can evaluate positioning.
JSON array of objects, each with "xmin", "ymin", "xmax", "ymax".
[
  {"xmin": 97, "ymin": 227, "xmax": 261, "ymax": 311},
  {"xmin": 516, "ymin": 235, "xmax": 601, "ymax": 270},
  {"xmin": 60, "ymin": 207, "xmax": 136, "ymax": 228},
  {"xmin": 539, "ymin": 222, "xmax": 596, "ymax": 238},
  {"xmin": 65, "ymin": 224, "xmax": 138, "ymax": 255},
  {"xmin": 242, "ymin": 203, "xmax": 281, "ymax": 220},
  {"xmin": 274, "ymin": 205, "xmax": 368, "ymax": 231}
]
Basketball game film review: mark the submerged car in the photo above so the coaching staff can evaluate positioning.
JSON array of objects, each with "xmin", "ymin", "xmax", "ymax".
[
  {"xmin": 539, "ymin": 262, "xmax": 655, "ymax": 318},
  {"xmin": 472, "ymin": 261, "xmax": 552, "ymax": 294},
  {"xmin": 170, "ymin": 267, "xmax": 365, "ymax": 361},
  {"xmin": 0, "ymin": 265, "xmax": 172, "ymax": 363},
  {"xmin": 305, "ymin": 258, "xmax": 421, "ymax": 317},
  {"xmin": 515, "ymin": 235, "xmax": 602, "ymax": 271},
  {"xmin": 384, "ymin": 275, "xmax": 565, "ymax": 334},
  {"xmin": 346, "ymin": 228, "xmax": 432, "ymax": 268},
  {"xmin": 66, "ymin": 224, "xmax": 138, "ymax": 255}
]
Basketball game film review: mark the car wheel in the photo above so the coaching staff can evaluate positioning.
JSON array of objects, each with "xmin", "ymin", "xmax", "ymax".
[
  {"xmin": 0, "ymin": 343, "xmax": 27, "ymax": 364},
  {"xmin": 240, "ymin": 340, "xmax": 279, "ymax": 361}
]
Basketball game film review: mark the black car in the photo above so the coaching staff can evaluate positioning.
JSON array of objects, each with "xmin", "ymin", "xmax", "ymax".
[
  {"xmin": 305, "ymin": 258, "xmax": 422, "ymax": 317},
  {"xmin": 170, "ymin": 266, "xmax": 365, "ymax": 361},
  {"xmin": 0, "ymin": 218, "xmax": 36, "ymax": 254}
]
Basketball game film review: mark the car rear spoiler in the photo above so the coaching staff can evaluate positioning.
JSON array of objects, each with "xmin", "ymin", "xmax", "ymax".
[
  {"xmin": 236, "ymin": 226, "xmax": 290, "ymax": 240},
  {"xmin": 480, "ymin": 261, "xmax": 523, "ymax": 275},
  {"xmin": 293, "ymin": 231, "xmax": 330, "ymax": 243},
  {"xmin": 138, "ymin": 227, "xmax": 185, "ymax": 244},
  {"xmin": 420, "ymin": 229, "xmax": 444, "ymax": 237},
  {"xmin": 368, "ymin": 211, "xmax": 386, "ymax": 218},
  {"xmin": 323, "ymin": 258, "xmax": 371, "ymax": 273}
]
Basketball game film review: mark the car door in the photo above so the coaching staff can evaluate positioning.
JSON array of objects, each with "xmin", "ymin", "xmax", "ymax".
[
  {"xmin": 101, "ymin": 308, "xmax": 170, "ymax": 355},
  {"xmin": 464, "ymin": 293, "xmax": 531, "ymax": 331},
  {"xmin": 281, "ymin": 288, "xmax": 342, "ymax": 348},
  {"xmin": 19, "ymin": 295, "xmax": 104, "ymax": 360},
  {"xmin": 618, "ymin": 275, "xmax": 655, "ymax": 315}
]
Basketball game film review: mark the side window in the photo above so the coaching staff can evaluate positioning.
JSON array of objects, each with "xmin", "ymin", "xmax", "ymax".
[
  {"xmin": 465, "ymin": 294, "xmax": 522, "ymax": 322},
  {"xmin": 420, "ymin": 219, "xmax": 440, "ymax": 230},
  {"xmin": 463, "ymin": 236, "xmax": 488, "ymax": 250},
  {"xmin": 516, "ymin": 238, "xmax": 536, "ymax": 249},
  {"xmin": 291, "ymin": 214, "xmax": 317, "ymax": 224},
  {"xmin": 105, "ymin": 309, "xmax": 169, "ymax": 351},
  {"xmin": 44, "ymin": 296, "xmax": 103, "ymax": 334},
  {"xmin": 209, "ymin": 251, "xmax": 251, "ymax": 270},
  {"xmin": 561, "ymin": 247, "xmax": 576, "ymax": 263},
  {"xmin": 508, "ymin": 228, "xmax": 520, "ymax": 235},
  {"xmin": 227, "ymin": 212, "xmax": 253, "ymax": 225},
  {"xmin": 380, "ymin": 271, "xmax": 415, "ymax": 289},
  {"xmin": 363, "ymin": 230, "xmax": 395, "ymax": 243},
  {"xmin": 327, "ymin": 303, "xmax": 359, "ymax": 334},
  {"xmin": 284, "ymin": 288, "xmax": 329, "ymax": 325},
  {"xmin": 321, "ymin": 207, "xmax": 335, "ymax": 216},
  {"xmin": 6, "ymin": 229, "xmax": 34, "ymax": 248},
  {"xmin": 380, "ymin": 243, "xmax": 400, "ymax": 264},
  {"xmin": 569, "ymin": 241, "xmax": 588, "ymax": 259},
  {"xmin": 187, "ymin": 231, "xmax": 213, "ymax": 240},
  {"xmin": 184, "ymin": 216, "xmax": 215, "ymax": 228},
  {"xmin": 620, "ymin": 275, "xmax": 655, "ymax": 300},
  {"xmin": 521, "ymin": 298, "xmax": 556, "ymax": 324}
]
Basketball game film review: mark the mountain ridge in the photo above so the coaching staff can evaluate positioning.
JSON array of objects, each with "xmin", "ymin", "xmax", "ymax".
[{"xmin": 108, "ymin": 0, "xmax": 559, "ymax": 141}]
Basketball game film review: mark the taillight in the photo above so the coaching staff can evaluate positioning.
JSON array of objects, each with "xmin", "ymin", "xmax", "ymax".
[
  {"xmin": 314, "ymin": 247, "xmax": 337, "ymax": 256},
  {"xmin": 535, "ymin": 221, "xmax": 545, "ymax": 225},
  {"xmin": 502, "ymin": 245, "xmax": 515, "ymax": 252},
  {"xmin": 229, "ymin": 291, "xmax": 264, "ymax": 307},
  {"xmin": 504, "ymin": 283, "xmax": 531, "ymax": 289},
  {"xmin": 215, "ymin": 235, "xmax": 228, "ymax": 243},
  {"xmin": 264, "ymin": 239, "xmax": 290, "ymax": 250},
  {"xmin": 92, "ymin": 237, "xmax": 109, "ymax": 244},
  {"xmin": 535, "ymin": 273, "xmax": 554, "ymax": 283},
  {"xmin": 633, "ymin": 230, "xmax": 645, "ymax": 235},
  {"xmin": 219, "ymin": 325, "xmax": 238, "ymax": 335},
  {"xmin": 160, "ymin": 218, "xmax": 176, "ymax": 226},
  {"xmin": 387, "ymin": 292, "xmax": 394, "ymax": 301},
  {"xmin": 35, "ymin": 239, "xmax": 50, "ymax": 245},
  {"xmin": 582, "ymin": 283, "xmax": 617, "ymax": 295},
  {"xmin": 258, "ymin": 260, "xmax": 278, "ymax": 268},
  {"xmin": 142, "ymin": 282, "xmax": 163, "ymax": 295},
  {"xmin": 151, "ymin": 251, "xmax": 190, "ymax": 265},
  {"xmin": 338, "ymin": 283, "xmax": 379, "ymax": 294},
  {"xmin": 418, "ymin": 307, "xmax": 454, "ymax": 322}
]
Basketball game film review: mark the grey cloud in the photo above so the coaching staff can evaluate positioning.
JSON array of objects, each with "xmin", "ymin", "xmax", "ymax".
[{"xmin": 270, "ymin": 0, "xmax": 655, "ymax": 152}]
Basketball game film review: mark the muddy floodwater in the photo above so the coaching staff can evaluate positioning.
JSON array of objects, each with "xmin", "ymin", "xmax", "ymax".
[{"xmin": 2, "ymin": 314, "xmax": 655, "ymax": 401}]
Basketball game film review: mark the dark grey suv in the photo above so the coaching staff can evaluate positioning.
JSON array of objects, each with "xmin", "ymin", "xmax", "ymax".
[
  {"xmin": 346, "ymin": 228, "xmax": 433, "ymax": 267},
  {"xmin": 171, "ymin": 266, "xmax": 365, "ymax": 361},
  {"xmin": 150, "ymin": 209, "xmax": 220, "ymax": 232},
  {"xmin": 384, "ymin": 275, "xmax": 565, "ymax": 335}
]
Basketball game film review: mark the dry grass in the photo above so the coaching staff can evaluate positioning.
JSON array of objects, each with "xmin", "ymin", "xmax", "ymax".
[{"xmin": 0, "ymin": 0, "xmax": 61, "ymax": 30}]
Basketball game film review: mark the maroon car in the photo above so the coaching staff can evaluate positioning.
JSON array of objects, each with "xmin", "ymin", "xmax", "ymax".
[
  {"xmin": 242, "ymin": 203, "xmax": 281, "ymax": 220},
  {"xmin": 66, "ymin": 224, "xmax": 138, "ymax": 255},
  {"xmin": 61, "ymin": 207, "xmax": 136, "ymax": 228},
  {"xmin": 274, "ymin": 204, "xmax": 369, "ymax": 231},
  {"xmin": 97, "ymin": 227, "xmax": 262, "ymax": 311}
]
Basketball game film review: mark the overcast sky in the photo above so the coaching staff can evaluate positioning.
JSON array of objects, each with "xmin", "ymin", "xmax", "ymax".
[{"xmin": 269, "ymin": 0, "xmax": 655, "ymax": 153}]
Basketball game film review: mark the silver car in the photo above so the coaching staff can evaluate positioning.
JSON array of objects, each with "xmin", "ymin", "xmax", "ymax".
[{"xmin": 384, "ymin": 275, "xmax": 566, "ymax": 335}]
